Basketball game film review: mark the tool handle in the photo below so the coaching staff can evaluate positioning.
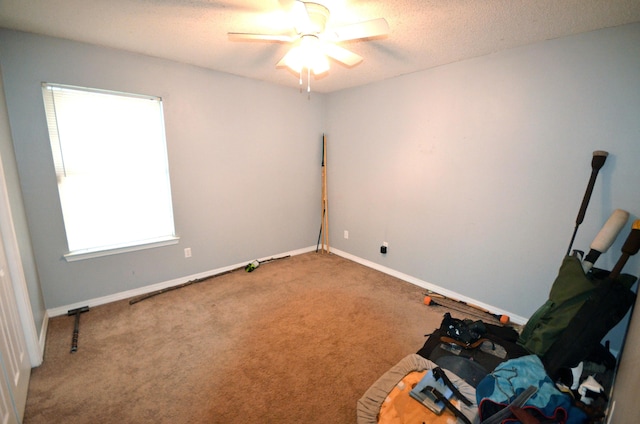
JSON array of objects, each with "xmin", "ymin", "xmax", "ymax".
[
  {"xmin": 609, "ymin": 220, "xmax": 640, "ymax": 280},
  {"xmin": 567, "ymin": 150, "xmax": 608, "ymax": 255},
  {"xmin": 70, "ymin": 331, "xmax": 78, "ymax": 353},
  {"xmin": 70, "ymin": 312, "xmax": 81, "ymax": 353}
]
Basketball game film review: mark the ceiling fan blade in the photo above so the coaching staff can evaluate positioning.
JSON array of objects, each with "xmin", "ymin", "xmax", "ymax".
[
  {"xmin": 322, "ymin": 18, "xmax": 390, "ymax": 42},
  {"xmin": 228, "ymin": 32, "xmax": 295, "ymax": 42},
  {"xmin": 291, "ymin": 0, "xmax": 313, "ymax": 34},
  {"xmin": 277, "ymin": 0, "xmax": 296, "ymax": 10},
  {"xmin": 321, "ymin": 43, "xmax": 363, "ymax": 67},
  {"xmin": 276, "ymin": 49, "xmax": 297, "ymax": 68}
]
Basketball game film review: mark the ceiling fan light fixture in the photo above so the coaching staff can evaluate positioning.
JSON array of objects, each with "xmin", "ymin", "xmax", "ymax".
[
  {"xmin": 284, "ymin": 35, "xmax": 330, "ymax": 75},
  {"xmin": 228, "ymin": 0, "xmax": 389, "ymax": 93}
]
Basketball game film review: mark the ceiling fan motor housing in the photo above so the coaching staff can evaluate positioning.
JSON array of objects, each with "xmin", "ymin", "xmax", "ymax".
[{"xmin": 303, "ymin": 2, "xmax": 330, "ymax": 34}]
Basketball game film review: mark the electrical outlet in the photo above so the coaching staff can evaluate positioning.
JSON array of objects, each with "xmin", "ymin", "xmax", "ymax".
[
  {"xmin": 344, "ymin": 230, "xmax": 349, "ymax": 239},
  {"xmin": 184, "ymin": 247, "xmax": 192, "ymax": 258}
]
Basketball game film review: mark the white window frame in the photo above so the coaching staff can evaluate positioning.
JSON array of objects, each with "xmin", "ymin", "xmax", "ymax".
[{"xmin": 41, "ymin": 83, "xmax": 178, "ymax": 261}]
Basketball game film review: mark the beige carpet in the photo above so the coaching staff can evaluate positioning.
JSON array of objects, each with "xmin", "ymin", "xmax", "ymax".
[{"xmin": 24, "ymin": 252, "xmax": 482, "ymax": 423}]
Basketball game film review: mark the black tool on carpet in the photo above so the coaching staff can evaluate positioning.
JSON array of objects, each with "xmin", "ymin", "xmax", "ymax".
[
  {"xmin": 244, "ymin": 255, "xmax": 290, "ymax": 272},
  {"xmin": 68, "ymin": 306, "xmax": 89, "ymax": 353},
  {"xmin": 129, "ymin": 255, "xmax": 291, "ymax": 305}
]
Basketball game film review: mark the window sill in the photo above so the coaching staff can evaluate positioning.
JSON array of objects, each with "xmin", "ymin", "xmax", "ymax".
[{"xmin": 63, "ymin": 236, "xmax": 180, "ymax": 262}]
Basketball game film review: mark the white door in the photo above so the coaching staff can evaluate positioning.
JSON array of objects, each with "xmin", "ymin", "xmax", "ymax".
[
  {"xmin": 0, "ymin": 361, "xmax": 19, "ymax": 424},
  {"xmin": 0, "ymin": 225, "xmax": 30, "ymax": 423}
]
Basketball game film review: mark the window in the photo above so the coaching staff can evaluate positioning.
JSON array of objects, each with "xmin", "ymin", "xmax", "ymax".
[{"xmin": 42, "ymin": 83, "xmax": 177, "ymax": 261}]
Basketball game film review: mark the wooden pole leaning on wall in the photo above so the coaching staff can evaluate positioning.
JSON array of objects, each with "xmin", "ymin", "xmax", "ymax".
[{"xmin": 321, "ymin": 134, "xmax": 329, "ymax": 253}]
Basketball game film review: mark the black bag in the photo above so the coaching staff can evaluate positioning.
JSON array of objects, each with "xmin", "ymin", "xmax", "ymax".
[
  {"xmin": 442, "ymin": 312, "xmax": 486, "ymax": 345},
  {"xmin": 517, "ymin": 256, "xmax": 600, "ymax": 356},
  {"xmin": 542, "ymin": 275, "xmax": 636, "ymax": 380},
  {"xmin": 518, "ymin": 256, "xmax": 637, "ymax": 361},
  {"xmin": 417, "ymin": 313, "xmax": 529, "ymax": 387}
]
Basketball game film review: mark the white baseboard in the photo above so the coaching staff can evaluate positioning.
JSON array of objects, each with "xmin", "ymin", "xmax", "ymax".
[
  {"xmin": 46, "ymin": 246, "xmax": 316, "ymax": 318},
  {"xmin": 330, "ymin": 248, "xmax": 529, "ymax": 325},
  {"xmin": 45, "ymin": 245, "xmax": 527, "ymax": 326}
]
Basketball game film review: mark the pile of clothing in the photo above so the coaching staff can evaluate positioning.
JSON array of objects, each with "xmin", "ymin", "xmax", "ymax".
[{"xmin": 357, "ymin": 255, "xmax": 637, "ymax": 423}]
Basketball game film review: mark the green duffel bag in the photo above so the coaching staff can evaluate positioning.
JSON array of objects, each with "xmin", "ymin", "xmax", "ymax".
[{"xmin": 517, "ymin": 255, "xmax": 636, "ymax": 356}]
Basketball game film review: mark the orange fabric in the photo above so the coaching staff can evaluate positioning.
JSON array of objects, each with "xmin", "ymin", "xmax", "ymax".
[{"xmin": 378, "ymin": 371, "xmax": 460, "ymax": 424}]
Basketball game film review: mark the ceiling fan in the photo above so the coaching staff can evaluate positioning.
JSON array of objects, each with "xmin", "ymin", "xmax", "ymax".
[{"xmin": 228, "ymin": 0, "xmax": 389, "ymax": 86}]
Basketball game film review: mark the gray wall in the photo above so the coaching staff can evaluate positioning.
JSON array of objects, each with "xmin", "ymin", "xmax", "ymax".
[
  {"xmin": 1, "ymin": 23, "xmax": 639, "ymax": 355},
  {"xmin": 326, "ymin": 23, "xmax": 640, "ymax": 324},
  {"xmin": 0, "ymin": 29, "xmax": 325, "ymax": 311}
]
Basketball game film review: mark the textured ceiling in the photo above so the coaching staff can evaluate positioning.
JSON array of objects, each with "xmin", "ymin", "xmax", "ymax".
[{"xmin": 1, "ymin": 0, "xmax": 639, "ymax": 93}]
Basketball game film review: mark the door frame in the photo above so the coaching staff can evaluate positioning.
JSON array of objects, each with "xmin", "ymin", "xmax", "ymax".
[{"xmin": 0, "ymin": 151, "xmax": 42, "ymax": 367}]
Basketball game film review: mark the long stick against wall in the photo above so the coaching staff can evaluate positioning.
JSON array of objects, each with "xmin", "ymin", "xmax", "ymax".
[{"xmin": 320, "ymin": 134, "xmax": 329, "ymax": 253}]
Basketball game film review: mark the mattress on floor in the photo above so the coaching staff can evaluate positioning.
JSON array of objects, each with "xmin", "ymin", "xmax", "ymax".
[{"xmin": 357, "ymin": 354, "xmax": 478, "ymax": 424}]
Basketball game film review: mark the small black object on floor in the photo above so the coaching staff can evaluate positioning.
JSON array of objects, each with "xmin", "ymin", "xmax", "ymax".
[{"xmin": 67, "ymin": 306, "xmax": 89, "ymax": 353}]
